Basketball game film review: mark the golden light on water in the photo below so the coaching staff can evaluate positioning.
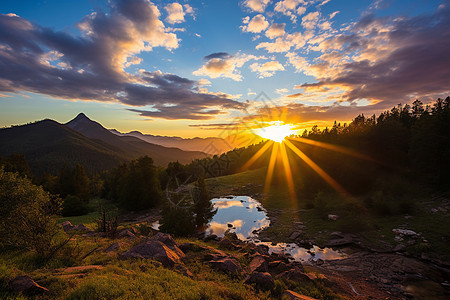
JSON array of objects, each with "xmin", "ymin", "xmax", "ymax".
[{"xmin": 254, "ymin": 121, "xmax": 296, "ymax": 143}]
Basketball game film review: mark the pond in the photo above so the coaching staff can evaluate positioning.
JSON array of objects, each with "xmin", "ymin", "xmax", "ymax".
[{"xmin": 207, "ymin": 195, "xmax": 346, "ymax": 264}]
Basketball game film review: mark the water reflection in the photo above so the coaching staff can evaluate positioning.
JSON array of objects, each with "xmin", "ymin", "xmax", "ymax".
[
  {"xmin": 206, "ymin": 195, "xmax": 346, "ymax": 264},
  {"xmin": 206, "ymin": 196, "xmax": 270, "ymax": 239}
]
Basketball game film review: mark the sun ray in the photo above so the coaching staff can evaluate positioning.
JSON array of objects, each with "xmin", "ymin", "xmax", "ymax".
[
  {"xmin": 264, "ymin": 142, "xmax": 279, "ymax": 194},
  {"xmin": 279, "ymin": 142, "xmax": 297, "ymax": 204},
  {"xmin": 239, "ymin": 140, "xmax": 273, "ymax": 172},
  {"xmin": 284, "ymin": 139, "xmax": 349, "ymax": 197},
  {"xmin": 288, "ymin": 137, "xmax": 376, "ymax": 162}
]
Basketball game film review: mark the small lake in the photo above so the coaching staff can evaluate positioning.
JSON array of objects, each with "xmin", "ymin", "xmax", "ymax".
[{"xmin": 207, "ymin": 195, "xmax": 346, "ymax": 264}]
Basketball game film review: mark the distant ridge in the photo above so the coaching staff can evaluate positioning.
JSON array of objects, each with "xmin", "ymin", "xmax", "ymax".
[{"xmin": 0, "ymin": 114, "xmax": 208, "ymax": 174}]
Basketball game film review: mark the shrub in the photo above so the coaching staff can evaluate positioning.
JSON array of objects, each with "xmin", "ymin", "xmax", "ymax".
[
  {"xmin": 0, "ymin": 168, "xmax": 62, "ymax": 256},
  {"xmin": 62, "ymin": 195, "xmax": 89, "ymax": 217}
]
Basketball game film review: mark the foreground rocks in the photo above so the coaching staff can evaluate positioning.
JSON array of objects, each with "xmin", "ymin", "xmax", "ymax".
[
  {"xmin": 9, "ymin": 275, "xmax": 49, "ymax": 295},
  {"xmin": 120, "ymin": 233, "xmax": 185, "ymax": 267},
  {"xmin": 244, "ymin": 272, "xmax": 275, "ymax": 290}
]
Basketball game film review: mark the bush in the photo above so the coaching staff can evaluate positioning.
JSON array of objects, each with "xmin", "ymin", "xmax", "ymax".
[
  {"xmin": 62, "ymin": 195, "xmax": 89, "ymax": 217},
  {"xmin": 0, "ymin": 168, "xmax": 62, "ymax": 256}
]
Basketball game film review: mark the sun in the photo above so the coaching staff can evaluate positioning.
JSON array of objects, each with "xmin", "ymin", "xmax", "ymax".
[{"xmin": 255, "ymin": 121, "xmax": 296, "ymax": 143}]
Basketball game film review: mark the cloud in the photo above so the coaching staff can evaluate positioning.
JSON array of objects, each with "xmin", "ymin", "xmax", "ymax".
[
  {"xmin": 241, "ymin": 14, "xmax": 269, "ymax": 33},
  {"xmin": 274, "ymin": 0, "xmax": 306, "ymax": 22},
  {"xmin": 265, "ymin": 23, "xmax": 285, "ymax": 39},
  {"xmin": 276, "ymin": 88, "xmax": 289, "ymax": 94},
  {"xmin": 301, "ymin": 11, "xmax": 320, "ymax": 30},
  {"xmin": 243, "ymin": 0, "xmax": 271, "ymax": 13},
  {"xmin": 164, "ymin": 2, "xmax": 193, "ymax": 24},
  {"xmin": 250, "ymin": 60, "xmax": 285, "ymax": 78},
  {"xmin": 0, "ymin": 0, "xmax": 244, "ymax": 120},
  {"xmin": 193, "ymin": 52, "xmax": 265, "ymax": 81},
  {"xmin": 256, "ymin": 31, "xmax": 311, "ymax": 53},
  {"xmin": 203, "ymin": 52, "xmax": 231, "ymax": 60},
  {"xmin": 295, "ymin": 4, "xmax": 450, "ymax": 107}
]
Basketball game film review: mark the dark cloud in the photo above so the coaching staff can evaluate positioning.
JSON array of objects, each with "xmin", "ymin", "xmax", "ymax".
[
  {"xmin": 299, "ymin": 4, "xmax": 450, "ymax": 106},
  {"xmin": 0, "ymin": 1, "xmax": 245, "ymax": 120},
  {"xmin": 203, "ymin": 52, "xmax": 232, "ymax": 60}
]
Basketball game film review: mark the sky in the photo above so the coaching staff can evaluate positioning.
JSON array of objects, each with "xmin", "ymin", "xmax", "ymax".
[{"xmin": 0, "ymin": 0, "xmax": 449, "ymax": 138}]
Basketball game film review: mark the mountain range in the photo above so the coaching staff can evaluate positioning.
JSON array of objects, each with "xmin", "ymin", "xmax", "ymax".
[{"xmin": 0, "ymin": 113, "xmax": 208, "ymax": 174}]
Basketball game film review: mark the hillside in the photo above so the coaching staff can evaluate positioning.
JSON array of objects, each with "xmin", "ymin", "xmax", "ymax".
[
  {"xmin": 66, "ymin": 113, "xmax": 208, "ymax": 166},
  {"xmin": 0, "ymin": 119, "xmax": 127, "ymax": 174},
  {"xmin": 0, "ymin": 114, "xmax": 209, "ymax": 174}
]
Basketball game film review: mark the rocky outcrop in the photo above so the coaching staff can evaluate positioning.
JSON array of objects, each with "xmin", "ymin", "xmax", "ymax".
[
  {"xmin": 248, "ymin": 255, "xmax": 268, "ymax": 273},
  {"xmin": 244, "ymin": 272, "xmax": 275, "ymax": 290},
  {"xmin": 120, "ymin": 240, "xmax": 182, "ymax": 267},
  {"xmin": 61, "ymin": 221, "xmax": 93, "ymax": 232},
  {"xmin": 208, "ymin": 258, "xmax": 244, "ymax": 275},
  {"xmin": 9, "ymin": 275, "xmax": 49, "ymax": 295},
  {"xmin": 152, "ymin": 232, "xmax": 185, "ymax": 257},
  {"xmin": 118, "ymin": 229, "xmax": 136, "ymax": 239},
  {"xmin": 277, "ymin": 268, "xmax": 313, "ymax": 284}
]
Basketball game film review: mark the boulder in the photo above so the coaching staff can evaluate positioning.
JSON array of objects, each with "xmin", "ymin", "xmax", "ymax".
[
  {"xmin": 151, "ymin": 232, "xmax": 185, "ymax": 257},
  {"xmin": 118, "ymin": 229, "xmax": 136, "ymax": 239},
  {"xmin": 248, "ymin": 256, "xmax": 268, "ymax": 273},
  {"xmin": 327, "ymin": 214, "xmax": 339, "ymax": 221},
  {"xmin": 72, "ymin": 224, "xmax": 93, "ymax": 232},
  {"xmin": 283, "ymin": 290, "xmax": 318, "ymax": 300},
  {"xmin": 174, "ymin": 264, "xmax": 194, "ymax": 278},
  {"xmin": 218, "ymin": 238, "xmax": 238, "ymax": 250},
  {"xmin": 9, "ymin": 275, "xmax": 49, "ymax": 295},
  {"xmin": 120, "ymin": 240, "xmax": 182, "ymax": 267},
  {"xmin": 61, "ymin": 221, "xmax": 73, "ymax": 232},
  {"xmin": 277, "ymin": 268, "xmax": 312, "ymax": 284},
  {"xmin": 208, "ymin": 258, "xmax": 244, "ymax": 275},
  {"xmin": 244, "ymin": 272, "xmax": 274, "ymax": 290},
  {"xmin": 105, "ymin": 242, "xmax": 120, "ymax": 253},
  {"xmin": 392, "ymin": 229, "xmax": 418, "ymax": 237},
  {"xmin": 268, "ymin": 260, "xmax": 293, "ymax": 274}
]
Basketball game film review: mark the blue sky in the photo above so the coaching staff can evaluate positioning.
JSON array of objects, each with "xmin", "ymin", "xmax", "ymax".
[{"xmin": 0, "ymin": 0, "xmax": 448, "ymax": 137}]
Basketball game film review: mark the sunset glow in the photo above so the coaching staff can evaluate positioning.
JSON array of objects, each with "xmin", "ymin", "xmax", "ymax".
[{"xmin": 255, "ymin": 122, "xmax": 296, "ymax": 143}]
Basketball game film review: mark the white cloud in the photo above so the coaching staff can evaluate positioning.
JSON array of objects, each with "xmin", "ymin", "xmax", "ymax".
[
  {"xmin": 241, "ymin": 14, "xmax": 269, "ymax": 33},
  {"xmin": 301, "ymin": 11, "xmax": 320, "ymax": 30},
  {"xmin": 243, "ymin": 0, "xmax": 271, "ymax": 13},
  {"xmin": 165, "ymin": 2, "xmax": 194, "ymax": 24},
  {"xmin": 265, "ymin": 23, "xmax": 285, "ymax": 38},
  {"xmin": 250, "ymin": 60, "xmax": 285, "ymax": 77},
  {"xmin": 276, "ymin": 88, "xmax": 289, "ymax": 94},
  {"xmin": 193, "ymin": 53, "xmax": 265, "ymax": 81}
]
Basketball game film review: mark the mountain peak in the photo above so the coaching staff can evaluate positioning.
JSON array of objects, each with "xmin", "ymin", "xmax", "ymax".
[{"xmin": 73, "ymin": 112, "xmax": 90, "ymax": 121}]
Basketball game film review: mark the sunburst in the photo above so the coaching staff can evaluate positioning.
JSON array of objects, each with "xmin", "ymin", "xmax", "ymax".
[{"xmin": 242, "ymin": 120, "xmax": 376, "ymax": 203}]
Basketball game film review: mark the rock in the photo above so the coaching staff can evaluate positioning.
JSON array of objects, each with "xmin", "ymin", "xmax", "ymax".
[
  {"xmin": 120, "ymin": 240, "xmax": 183, "ymax": 267},
  {"xmin": 204, "ymin": 234, "xmax": 219, "ymax": 242},
  {"xmin": 105, "ymin": 242, "xmax": 120, "ymax": 253},
  {"xmin": 174, "ymin": 264, "xmax": 194, "ymax": 278},
  {"xmin": 72, "ymin": 224, "xmax": 93, "ymax": 232},
  {"xmin": 283, "ymin": 290, "xmax": 318, "ymax": 300},
  {"xmin": 208, "ymin": 258, "xmax": 244, "ymax": 275},
  {"xmin": 227, "ymin": 223, "xmax": 233, "ymax": 228},
  {"xmin": 315, "ymin": 259, "xmax": 324, "ymax": 266},
  {"xmin": 268, "ymin": 260, "xmax": 293, "ymax": 274},
  {"xmin": 325, "ymin": 238, "xmax": 353, "ymax": 247},
  {"xmin": 9, "ymin": 275, "xmax": 49, "ymax": 295},
  {"xmin": 255, "ymin": 244, "xmax": 270, "ymax": 255},
  {"xmin": 61, "ymin": 221, "xmax": 73, "ymax": 232},
  {"xmin": 248, "ymin": 256, "xmax": 268, "ymax": 273},
  {"xmin": 244, "ymin": 272, "xmax": 274, "ymax": 290},
  {"xmin": 278, "ymin": 269, "xmax": 312, "ymax": 283},
  {"xmin": 218, "ymin": 238, "xmax": 238, "ymax": 250},
  {"xmin": 392, "ymin": 244, "xmax": 406, "ymax": 252},
  {"xmin": 118, "ymin": 229, "xmax": 135, "ymax": 239},
  {"xmin": 289, "ymin": 231, "xmax": 302, "ymax": 240},
  {"xmin": 152, "ymin": 232, "xmax": 185, "ymax": 257},
  {"xmin": 392, "ymin": 229, "xmax": 418, "ymax": 237},
  {"xmin": 327, "ymin": 214, "xmax": 339, "ymax": 221}
]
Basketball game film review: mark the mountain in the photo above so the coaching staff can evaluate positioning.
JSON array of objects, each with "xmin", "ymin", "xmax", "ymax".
[
  {"xmin": 0, "ymin": 119, "xmax": 127, "ymax": 174},
  {"xmin": 0, "ymin": 114, "xmax": 208, "ymax": 174},
  {"xmin": 66, "ymin": 113, "xmax": 207, "ymax": 166},
  {"xmin": 110, "ymin": 129, "xmax": 257, "ymax": 155}
]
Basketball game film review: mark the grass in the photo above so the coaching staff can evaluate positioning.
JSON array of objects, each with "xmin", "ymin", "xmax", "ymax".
[{"xmin": 0, "ymin": 228, "xmax": 339, "ymax": 300}]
